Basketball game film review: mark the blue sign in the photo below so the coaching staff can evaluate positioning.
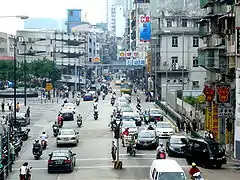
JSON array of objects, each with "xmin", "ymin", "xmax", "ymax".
[
  {"xmin": 133, "ymin": 59, "xmax": 140, "ymax": 65},
  {"xmin": 126, "ymin": 59, "xmax": 133, "ymax": 66},
  {"xmin": 139, "ymin": 15, "xmax": 151, "ymax": 42}
]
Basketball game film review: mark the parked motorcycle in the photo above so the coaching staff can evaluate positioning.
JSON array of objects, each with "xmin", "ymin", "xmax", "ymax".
[
  {"xmin": 41, "ymin": 140, "xmax": 47, "ymax": 150},
  {"xmin": 192, "ymin": 172, "xmax": 204, "ymax": 180}
]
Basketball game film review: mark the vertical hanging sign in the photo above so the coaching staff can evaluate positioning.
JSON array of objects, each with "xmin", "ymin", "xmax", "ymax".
[
  {"xmin": 139, "ymin": 15, "xmax": 151, "ymax": 42},
  {"xmin": 236, "ymin": 27, "xmax": 240, "ymax": 55}
]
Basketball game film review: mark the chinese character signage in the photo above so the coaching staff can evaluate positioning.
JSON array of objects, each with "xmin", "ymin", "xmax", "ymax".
[
  {"xmin": 126, "ymin": 59, "xmax": 145, "ymax": 66},
  {"xmin": 216, "ymin": 84, "xmax": 231, "ymax": 104},
  {"xmin": 211, "ymin": 103, "xmax": 219, "ymax": 141},
  {"xmin": 236, "ymin": 28, "xmax": 240, "ymax": 55},
  {"xmin": 203, "ymin": 84, "xmax": 215, "ymax": 102},
  {"xmin": 139, "ymin": 15, "xmax": 151, "ymax": 42}
]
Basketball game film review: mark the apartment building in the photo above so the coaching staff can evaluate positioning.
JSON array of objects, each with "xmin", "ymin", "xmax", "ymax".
[{"xmin": 0, "ymin": 32, "xmax": 14, "ymax": 60}]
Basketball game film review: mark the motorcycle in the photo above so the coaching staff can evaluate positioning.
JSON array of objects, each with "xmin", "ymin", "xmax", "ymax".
[
  {"xmin": 129, "ymin": 145, "xmax": 136, "ymax": 157},
  {"xmin": 192, "ymin": 172, "xmax": 204, "ymax": 180},
  {"xmin": 156, "ymin": 150, "xmax": 166, "ymax": 159},
  {"xmin": 19, "ymin": 167, "xmax": 32, "ymax": 180},
  {"xmin": 41, "ymin": 140, "xmax": 47, "ymax": 150},
  {"xmin": 111, "ymin": 99, "xmax": 115, "ymax": 106},
  {"xmin": 53, "ymin": 126, "xmax": 59, "ymax": 137},
  {"xmin": 33, "ymin": 148, "xmax": 42, "ymax": 160},
  {"xmin": 76, "ymin": 98, "xmax": 80, "ymax": 106},
  {"xmin": 94, "ymin": 112, "xmax": 98, "ymax": 120},
  {"xmin": 77, "ymin": 117, "xmax": 83, "ymax": 127}
]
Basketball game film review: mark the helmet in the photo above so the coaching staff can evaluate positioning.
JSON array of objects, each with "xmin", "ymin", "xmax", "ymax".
[
  {"xmin": 55, "ymin": 121, "xmax": 57, "ymax": 124},
  {"xmin": 35, "ymin": 139, "xmax": 39, "ymax": 143},
  {"xmin": 192, "ymin": 162, "xmax": 196, "ymax": 167},
  {"xmin": 42, "ymin": 132, "xmax": 45, "ymax": 134},
  {"xmin": 159, "ymin": 142, "xmax": 163, "ymax": 146},
  {"xmin": 23, "ymin": 162, "xmax": 28, "ymax": 166}
]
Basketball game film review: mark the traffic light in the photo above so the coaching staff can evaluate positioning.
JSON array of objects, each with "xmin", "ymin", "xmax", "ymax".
[
  {"xmin": 114, "ymin": 127, "xmax": 120, "ymax": 139},
  {"xmin": 226, "ymin": 118, "xmax": 233, "ymax": 132}
]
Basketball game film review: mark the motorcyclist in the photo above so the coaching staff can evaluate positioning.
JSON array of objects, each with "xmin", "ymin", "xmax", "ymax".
[
  {"xmin": 156, "ymin": 142, "xmax": 165, "ymax": 152},
  {"xmin": 148, "ymin": 124, "xmax": 154, "ymax": 130},
  {"xmin": 113, "ymin": 109, "xmax": 117, "ymax": 117},
  {"xmin": 19, "ymin": 162, "xmax": 30, "ymax": 180},
  {"xmin": 136, "ymin": 95, "xmax": 140, "ymax": 103},
  {"xmin": 94, "ymin": 107, "xmax": 99, "ymax": 116},
  {"xmin": 64, "ymin": 98, "xmax": 68, "ymax": 103},
  {"xmin": 122, "ymin": 128, "xmax": 130, "ymax": 136},
  {"xmin": 57, "ymin": 114, "xmax": 63, "ymax": 127},
  {"xmin": 77, "ymin": 113, "xmax": 82, "ymax": 120},
  {"xmin": 40, "ymin": 132, "xmax": 48, "ymax": 146},
  {"xmin": 127, "ymin": 135, "xmax": 137, "ymax": 153},
  {"xmin": 113, "ymin": 91, "xmax": 116, "ymax": 96},
  {"xmin": 189, "ymin": 163, "xmax": 200, "ymax": 178},
  {"xmin": 136, "ymin": 103, "xmax": 141, "ymax": 110},
  {"xmin": 32, "ymin": 139, "xmax": 42, "ymax": 155},
  {"xmin": 93, "ymin": 102, "xmax": 98, "ymax": 110}
]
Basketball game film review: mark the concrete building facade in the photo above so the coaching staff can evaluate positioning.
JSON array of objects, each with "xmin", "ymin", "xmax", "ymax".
[
  {"xmin": 151, "ymin": 11, "xmax": 206, "ymax": 101},
  {"xmin": 0, "ymin": 32, "xmax": 14, "ymax": 60}
]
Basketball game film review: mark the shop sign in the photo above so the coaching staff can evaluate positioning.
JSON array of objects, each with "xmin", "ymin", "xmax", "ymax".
[
  {"xmin": 216, "ymin": 84, "xmax": 231, "ymax": 104},
  {"xmin": 203, "ymin": 85, "xmax": 215, "ymax": 102}
]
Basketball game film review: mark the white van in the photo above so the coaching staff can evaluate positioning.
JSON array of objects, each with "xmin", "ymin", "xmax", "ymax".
[{"xmin": 149, "ymin": 159, "xmax": 187, "ymax": 180}]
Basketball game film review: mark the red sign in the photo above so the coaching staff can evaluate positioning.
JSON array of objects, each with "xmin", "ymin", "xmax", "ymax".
[
  {"xmin": 203, "ymin": 85, "xmax": 215, "ymax": 102},
  {"xmin": 0, "ymin": 56, "xmax": 14, "ymax": 60},
  {"xmin": 216, "ymin": 85, "xmax": 230, "ymax": 103},
  {"xmin": 140, "ymin": 15, "xmax": 150, "ymax": 23}
]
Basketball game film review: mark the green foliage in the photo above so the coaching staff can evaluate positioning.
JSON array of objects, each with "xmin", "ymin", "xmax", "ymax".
[
  {"xmin": 183, "ymin": 96, "xmax": 198, "ymax": 106},
  {"xmin": 0, "ymin": 59, "xmax": 61, "ymax": 84}
]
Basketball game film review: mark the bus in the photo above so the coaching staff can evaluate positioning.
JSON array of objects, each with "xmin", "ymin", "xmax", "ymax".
[{"xmin": 120, "ymin": 83, "xmax": 133, "ymax": 95}]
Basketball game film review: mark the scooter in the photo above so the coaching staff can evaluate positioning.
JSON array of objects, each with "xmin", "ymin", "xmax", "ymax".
[
  {"xmin": 156, "ymin": 150, "xmax": 166, "ymax": 159},
  {"xmin": 58, "ymin": 120, "xmax": 63, "ymax": 128},
  {"xmin": 41, "ymin": 140, "xmax": 47, "ymax": 150},
  {"xmin": 53, "ymin": 126, "xmax": 59, "ymax": 137},
  {"xmin": 129, "ymin": 145, "xmax": 136, "ymax": 157},
  {"xmin": 77, "ymin": 117, "xmax": 83, "ymax": 127},
  {"xmin": 192, "ymin": 172, "xmax": 204, "ymax": 180},
  {"xmin": 111, "ymin": 99, "xmax": 115, "ymax": 106},
  {"xmin": 19, "ymin": 167, "xmax": 32, "ymax": 180},
  {"xmin": 33, "ymin": 150, "xmax": 41, "ymax": 160},
  {"xmin": 94, "ymin": 112, "xmax": 98, "ymax": 120},
  {"xmin": 76, "ymin": 98, "xmax": 80, "ymax": 106}
]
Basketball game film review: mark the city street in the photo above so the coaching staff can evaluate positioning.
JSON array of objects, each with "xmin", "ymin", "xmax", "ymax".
[{"xmin": 5, "ymin": 87, "xmax": 240, "ymax": 180}]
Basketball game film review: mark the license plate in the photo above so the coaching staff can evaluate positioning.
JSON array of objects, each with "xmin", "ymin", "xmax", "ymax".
[
  {"xmin": 55, "ymin": 160, "xmax": 63, "ymax": 164},
  {"xmin": 64, "ymin": 138, "xmax": 69, "ymax": 141}
]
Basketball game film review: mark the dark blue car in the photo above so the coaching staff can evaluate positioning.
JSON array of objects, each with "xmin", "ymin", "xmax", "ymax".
[{"xmin": 83, "ymin": 93, "xmax": 93, "ymax": 101}]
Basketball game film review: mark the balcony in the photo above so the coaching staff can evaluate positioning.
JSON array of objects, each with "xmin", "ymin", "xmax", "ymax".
[
  {"xmin": 198, "ymin": 48, "xmax": 227, "ymax": 72},
  {"xmin": 200, "ymin": 0, "xmax": 215, "ymax": 9},
  {"xmin": 199, "ymin": 25, "xmax": 210, "ymax": 37},
  {"xmin": 155, "ymin": 65, "xmax": 189, "ymax": 74}
]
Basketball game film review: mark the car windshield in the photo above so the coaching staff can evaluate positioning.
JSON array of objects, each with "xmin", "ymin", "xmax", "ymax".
[
  {"xmin": 170, "ymin": 137, "xmax": 187, "ymax": 144},
  {"xmin": 118, "ymin": 102, "xmax": 129, "ymax": 107},
  {"xmin": 123, "ymin": 123, "xmax": 136, "ymax": 128},
  {"xmin": 158, "ymin": 172, "xmax": 186, "ymax": 180},
  {"xmin": 150, "ymin": 110, "xmax": 161, "ymax": 114},
  {"xmin": 209, "ymin": 142, "xmax": 224, "ymax": 153},
  {"xmin": 122, "ymin": 116, "xmax": 135, "ymax": 120},
  {"xmin": 157, "ymin": 123, "xmax": 172, "ymax": 128},
  {"xmin": 64, "ymin": 104, "xmax": 73, "ymax": 107},
  {"xmin": 60, "ymin": 130, "xmax": 75, "ymax": 136},
  {"xmin": 138, "ymin": 131, "xmax": 155, "ymax": 138},
  {"xmin": 85, "ymin": 94, "xmax": 91, "ymax": 96},
  {"xmin": 121, "ymin": 107, "xmax": 133, "ymax": 112}
]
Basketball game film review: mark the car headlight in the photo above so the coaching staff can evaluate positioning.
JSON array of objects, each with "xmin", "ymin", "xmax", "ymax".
[{"xmin": 169, "ymin": 131, "xmax": 174, "ymax": 134}]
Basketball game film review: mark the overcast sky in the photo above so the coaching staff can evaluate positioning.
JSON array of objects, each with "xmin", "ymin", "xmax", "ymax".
[{"xmin": 0, "ymin": 0, "xmax": 106, "ymax": 34}]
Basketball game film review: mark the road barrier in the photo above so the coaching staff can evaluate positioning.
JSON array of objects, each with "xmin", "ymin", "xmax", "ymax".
[{"xmin": 114, "ymin": 160, "xmax": 122, "ymax": 169}]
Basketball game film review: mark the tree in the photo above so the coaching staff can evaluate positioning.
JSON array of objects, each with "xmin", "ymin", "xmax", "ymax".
[{"xmin": 0, "ymin": 61, "xmax": 14, "ymax": 81}]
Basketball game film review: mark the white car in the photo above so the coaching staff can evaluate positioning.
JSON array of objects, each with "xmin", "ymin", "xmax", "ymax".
[
  {"xmin": 121, "ymin": 121, "xmax": 138, "ymax": 135},
  {"xmin": 88, "ymin": 91, "xmax": 96, "ymax": 98},
  {"xmin": 155, "ymin": 122, "xmax": 174, "ymax": 137},
  {"xmin": 61, "ymin": 103, "xmax": 76, "ymax": 113},
  {"xmin": 56, "ymin": 129, "xmax": 79, "ymax": 146}
]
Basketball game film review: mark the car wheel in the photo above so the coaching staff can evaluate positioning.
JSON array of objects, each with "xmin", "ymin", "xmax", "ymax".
[
  {"xmin": 57, "ymin": 144, "xmax": 59, "ymax": 147},
  {"xmin": 216, "ymin": 163, "xmax": 222, "ymax": 169},
  {"xmin": 48, "ymin": 169, "xmax": 52, "ymax": 174}
]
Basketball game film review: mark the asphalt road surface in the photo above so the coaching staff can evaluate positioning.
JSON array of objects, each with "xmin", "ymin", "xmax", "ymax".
[{"xmin": 6, "ymin": 85, "xmax": 240, "ymax": 180}]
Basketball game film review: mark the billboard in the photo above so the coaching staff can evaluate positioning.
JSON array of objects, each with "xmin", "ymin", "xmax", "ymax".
[{"xmin": 139, "ymin": 15, "xmax": 151, "ymax": 42}]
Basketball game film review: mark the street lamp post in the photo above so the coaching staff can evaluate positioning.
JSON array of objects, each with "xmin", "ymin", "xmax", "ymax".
[
  {"xmin": 13, "ymin": 36, "xmax": 25, "ymax": 125},
  {"xmin": 181, "ymin": 33, "xmax": 185, "ymax": 115},
  {"xmin": 23, "ymin": 42, "xmax": 27, "ymax": 106}
]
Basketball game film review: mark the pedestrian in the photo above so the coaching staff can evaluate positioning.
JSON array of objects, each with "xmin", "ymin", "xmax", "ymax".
[
  {"xmin": 176, "ymin": 117, "xmax": 181, "ymax": 132},
  {"xmin": 1, "ymin": 100, "xmax": 5, "ymax": 112},
  {"xmin": 9, "ymin": 142, "xmax": 15, "ymax": 163},
  {"xmin": 8, "ymin": 99, "xmax": 12, "ymax": 111},
  {"xmin": 26, "ymin": 106, "xmax": 30, "ymax": 117},
  {"xmin": 72, "ymin": 90, "xmax": 75, "ymax": 98},
  {"xmin": 16, "ymin": 102, "xmax": 20, "ymax": 112},
  {"xmin": 111, "ymin": 141, "xmax": 117, "ymax": 162},
  {"xmin": 181, "ymin": 119, "xmax": 185, "ymax": 132},
  {"xmin": 186, "ymin": 122, "xmax": 191, "ymax": 134},
  {"xmin": 192, "ymin": 119, "xmax": 197, "ymax": 132}
]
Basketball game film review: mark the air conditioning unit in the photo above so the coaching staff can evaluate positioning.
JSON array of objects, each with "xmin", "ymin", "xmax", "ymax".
[
  {"xmin": 215, "ymin": 38, "xmax": 222, "ymax": 46},
  {"xmin": 206, "ymin": 6, "xmax": 213, "ymax": 14},
  {"xmin": 227, "ymin": 5, "xmax": 232, "ymax": 13}
]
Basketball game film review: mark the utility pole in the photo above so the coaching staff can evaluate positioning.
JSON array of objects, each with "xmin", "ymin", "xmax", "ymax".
[{"xmin": 113, "ymin": 119, "xmax": 122, "ymax": 169}]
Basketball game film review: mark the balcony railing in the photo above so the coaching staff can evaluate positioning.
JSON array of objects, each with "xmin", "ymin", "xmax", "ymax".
[{"xmin": 200, "ymin": 0, "xmax": 215, "ymax": 9}]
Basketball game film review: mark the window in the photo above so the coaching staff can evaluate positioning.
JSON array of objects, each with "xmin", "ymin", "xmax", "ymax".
[
  {"xmin": 193, "ymin": 37, "xmax": 199, "ymax": 47},
  {"xmin": 171, "ymin": 56, "xmax": 178, "ymax": 69},
  {"xmin": 89, "ymin": 38, "xmax": 92, "ymax": 43},
  {"xmin": 167, "ymin": 20, "xmax": 172, "ymax": 27},
  {"xmin": 69, "ymin": 10, "xmax": 73, "ymax": 16},
  {"xmin": 193, "ymin": 56, "xmax": 198, "ymax": 67},
  {"xmin": 89, "ymin": 58, "xmax": 92, "ymax": 62},
  {"xmin": 193, "ymin": 20, "xmax": 198, "ymax": 27},
  {"xmin": 182, "ymin": 19, "xmax": 187, "ymax": 27},
  {"xmin": 192, "ymin": 81, "xmax": 200, "ymax": 88},
  {"xmin": 89, "ymin": 48, "xmax": 92, "ymax": 53},
  {"xmin": 172, "ymin": 36, "xmax": 178, "ymax": 47}
]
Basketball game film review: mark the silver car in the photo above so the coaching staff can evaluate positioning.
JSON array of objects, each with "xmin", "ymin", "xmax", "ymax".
[{"xmin": 56, "ymin": 129, "xmax": 79, "ymax": 147}]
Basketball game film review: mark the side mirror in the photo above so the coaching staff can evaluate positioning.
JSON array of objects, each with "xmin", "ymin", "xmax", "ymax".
[
  {"xmin": 76, "ymin": 132, "xmax": 79, "ymax": 134},
  {"xmin": 73, "ymin": 153, "xmax": 76, "ymax": 156},
  {"xmin": 48, "ymin": 153, "xmax": 52, "ymax": 156}
]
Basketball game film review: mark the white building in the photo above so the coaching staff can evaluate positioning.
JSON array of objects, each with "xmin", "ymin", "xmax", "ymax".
[
  {"xmin": 115, "ymin": 4, "xmax": 125, "ymax": 37},
  {"xmin": 0, "ymin": 32, "xmax": 14, "ymax": 60},
  {"xmin": 152, "ymin": 12, "xmax": 206, "ymax": 101}
]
